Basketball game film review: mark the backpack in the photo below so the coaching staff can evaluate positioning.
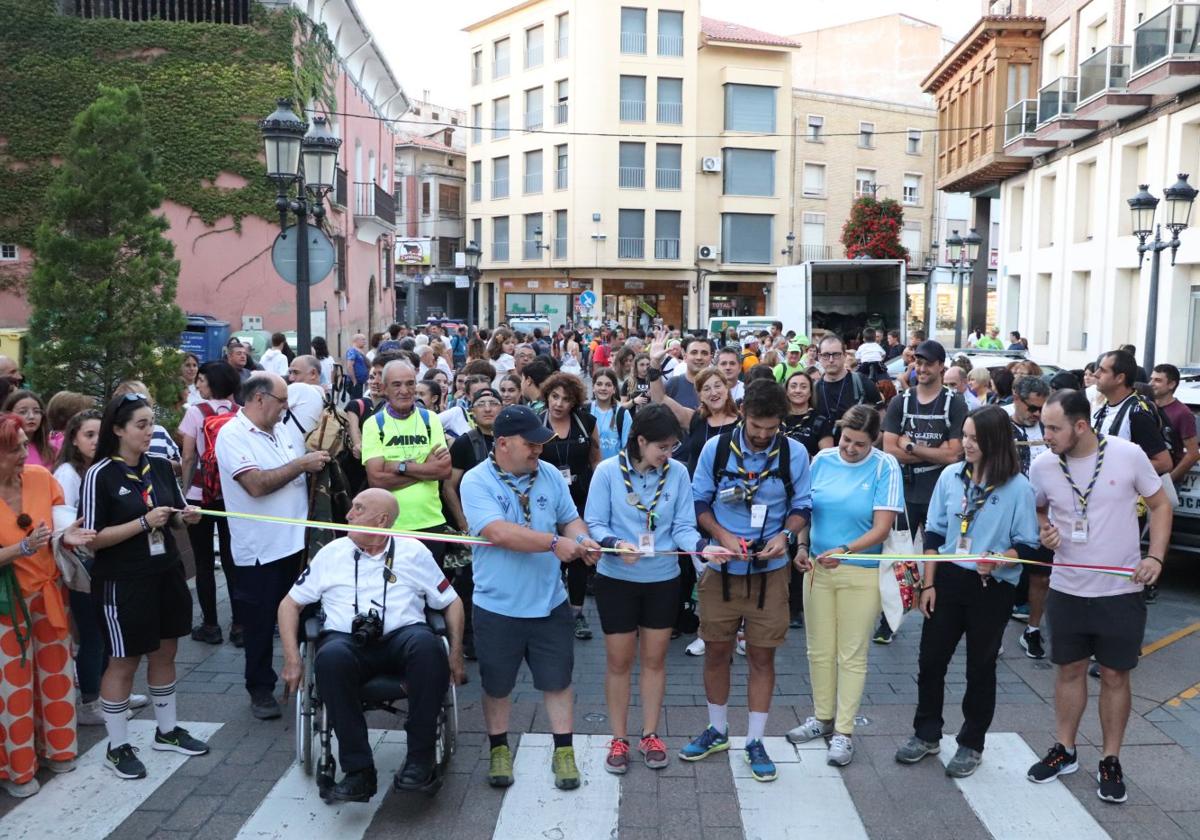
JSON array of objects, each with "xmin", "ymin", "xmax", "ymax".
[
  {"xmin": 197, "ymin": 403, "xmax": 237, "ymax": 504},
  {"xmin": 900, "ymin": 387, "xmax": 954, "ymax": 476},
  {"xmin": 464, "ymin": 428, "xmax": 491, "ymax": 465},
  {"xmin": 710, "ymin": 427, "xmax": 795, "ymax": 504},
  {"xmin": 374, "ymin": 405, "xmax": 432, "ymax": 444},
  {"xmin": 1104, "ymin": 393, "xmax": 1177, "ymax": 466}
]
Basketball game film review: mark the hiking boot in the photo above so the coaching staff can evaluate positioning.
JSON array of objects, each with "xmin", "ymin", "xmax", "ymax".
[
  {"xmin": 1096, "ymin": 755, "xmax": 1127, "ymax": 803},
  {"xmin": 786, "ymin": 716, "xmax": 833, "ymax": 745},
  {"xmin": 1020, "ymin": 628, "xmax": 1046, "ymax": 660},
  {"xmin": 895, "ymin": 735, "xmax": 941, "ymax": 764},
  {"xmin": 552, "ymin": 746, "xmax": 580, "ymax": 790},
  {"xmin": 488, "ymin": 744, "xmax": 514, "ymax": 788},
  {"xmin": 679, "ymin": 725, "xmax": 729, "ymax": 762},
  {"xmin": 605, "ymin": 738, "xmax": 630, "ymax": 775},
  {"xmin": 945, "ymin": 746, "xmax": 982, "ymax": 778},
  {"xmin": 1027, "ymin": 743, "xmax": 1078, "ymax": 783}
]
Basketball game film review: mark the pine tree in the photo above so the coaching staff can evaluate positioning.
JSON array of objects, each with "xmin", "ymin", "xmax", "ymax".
[
  {"xmin": 840, "ymin": 197, "xmax": 909, "ymax": 261},
  {"xmin": 27, "ymin": 84, "xmax": 185, "ymax": 405}
]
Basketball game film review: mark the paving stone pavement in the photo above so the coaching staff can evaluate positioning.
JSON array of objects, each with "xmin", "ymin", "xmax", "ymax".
[{"xmin": 2, "ymin": 562, "xmax": 1199, "ymax": 840}]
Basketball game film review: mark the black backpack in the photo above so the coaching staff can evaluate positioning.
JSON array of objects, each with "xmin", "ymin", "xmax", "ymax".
[
  {"xmin": 710, "ymin": 427, "xmax": 795, "ymax": 503},
  {"xmin": 1104, "ymin": 393, "xmax": 1178, "ymax": 466},
  {"xmin": 464, "ymin": 428, "xmax": 491, "ymax": 465}
]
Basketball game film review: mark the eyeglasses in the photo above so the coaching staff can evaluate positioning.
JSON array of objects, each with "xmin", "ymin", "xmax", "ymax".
[
  {"xmin": 818, "ymin": 352, "xmax": 842, "ymax": 361},
  {"xmin": 472, "ymin": 399, "xmax": 502, "ymax": 409},
  {"xmin": 261, "ymin": 391, "xmax": 288, "ymax": 403},
  {"xmin": 1021, "ymin": 401, "xmax": 1044, "ymax": 414}
]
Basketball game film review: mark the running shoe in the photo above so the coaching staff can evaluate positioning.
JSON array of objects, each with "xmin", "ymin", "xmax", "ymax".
[
  {"xmin": 894, "ymin": 735, "xmax": 940, "ymax": 764},
  {"xmin": 827, "ymin": 734, "xmax": 854, "ymax": 767},
  {"xmin": 574, "ymin": 614, "xmax": 593, "ymax": 641},
  {"xmin": 0, "ymin": 779, "xmax": 39, "ymax": 798},
  {"xmin": 873, "ymin": 617, "xmax": 894, "ymax": 645},
  {"xmin": 1097, "ymin": 755, "xmax": 1128, "ymax": 803},
  {"xmin": 1011, "ymin": 602, "xmax": 1031, "ymax": 622},
  {"xmin": 685, "ymin": 637, "xmax": 706, "ymax": 657},
  {"xmin": 190, "ymin": 624, "xmax": 223, "ymax": 645},
  {"xmin": 605, "ymin": 738, "xmax": 630, "ymax": 775},
  {"xmin": 679, "ymin": 725, "xmax": 729, "ymax": 762},
  {"xmin": 106, "ymin": 743, "xmax": 147, "ymax": 780},
  {"xmin": 153, "ymin": 726, "xmax": 210, "ymax": 756},
  {"xmin": 945, "ymin": 746, "xmax": 982, "ymax": 778},
  {"xmin": 488, "ymin": 745, "xmax": 514, "ymax": 788},
  {"xmin": 1020, "ymin": 628, "xmax": 1046, "ymax": 660},
  {"xmin": 1088, "ymin": 661, "xmax": 1102, "ymax": 679},
  {"xmin": 1027, "ymin": 743, "xmax": 1078, "ymax": 783},
  {"xmin": 1144, "ymin": 584, "xmax": 1158, "ymax": 605},
  {"xmin": 552, "ymin": 746, "xmax": 580, "ymax": 790},
  {"xmin": 128, "ymin": 693, "xmax": 149, "ymax": 710},
  {"xmin": 735, "ymin": 635, "xmax": 747, "ymax": 656},
  {"xmin": 639, "ymin": 733, "xmax": 669, "ymax": 769},
  {"xmin": 745, "ymin": 739, "xmax": 777, "ymax": 782},
  {"xmin": 786, "ymin": 716, "xmax": 833, "ymax": 745}
]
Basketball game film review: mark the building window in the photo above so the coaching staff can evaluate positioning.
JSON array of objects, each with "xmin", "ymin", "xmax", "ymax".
[
  {"xmin": 620, "ymin": 7, "xmax": 647, "ymax": 54},
  {"xmin": 618, "ymin": 209, "xmax": 645, "ymax": 259},
  {"xmin": 421, "ymin": 182, "xmax": 431, "ymax": 215},
  {"xmin": 492, "ymin": 156, "xmax": 509, "ymax": 199},
  {"xmin": 655, "ymin": 143, "xmax": 682, "ymax": 190},
  {"xmin": 802, "ymin": 162, "xmax": 826, "ymax": 198},
  {"xmin": 723, "ymin": 148, "xmax": 774, "ymax": 196},
  {"xmin": 555, "ymin": 79, "xmax": 569, "ymax": 124},
  {"xmin": 721, "ymin": 213, "xmax": 773, "ymax": 264},
  {"xmin": 655, "ymin": 210, "xmax": 681, "ymax": 260},
  {"xmin": 492, "ymin": 97, "xmax": 510, "ymax": 140},
  {"xmin": 801, "ymin": 212, "xmax": 826, "ymax": 261},
  {"xmin": 471, "ymin": 50, "xmax": 482, "ymax": 85},
  {"xmin": 555, "ymin": 144, "xmax": 569, "ymax": 190},
  {"xmin": 524, "ymin": 86, "xmax": 543, "ymax": 131},
  {"xmin": 1189, "ymin": 289, "xmax": 1200, "ymax": 365},
  {"xmin": 657, "ymin": 77, "xmax": 683, "ymax": 124},
  {"xmin": 523, "ymin": 213, "xmax": 543, "ymax": 260},
  {"xmin": 492, "ymin": 216, "xmax": 510, "ymax": 261},
  {"xmin": 471, "ymin": 103, "xmax": 482, "ymax": 144},
  {"xmin": 438, "ymin": 183, "xmax": 459, "ymax": 220},
  {"xmin": 619, "ymin": 75, "xmax": 647, "ymax": 122},
  {"xmin": 524, "ymin": 149, "xmax": 543, "ymax": 194},
  {"xmin": 855, "ymin": 168, "xmax": 876, "ymax": 198},
  {"xmin": 525, "ymin": 24, "xmax": 544, "ymax": 69},
  {"xmin": 555, "ymin": 209, "xmax": 568, "ymax": 259},
  {"xmin": 470, "ymin": 161, "xmax": 482, "ymax": 202},
  {"xmin": 619, "ymin": 142, "xmax": 646, "ymax": 189},
  {"xmin": 471, "ymin": 218, "xmax": 482, "ymax": 252},
  {"xmin": 806, "ymin": 114, "xmax": 824, "ymax": 142},
  {"xmin": 658, "ymin": 9, "xmax": 684, "ymax": 56},
  {"xmin": 859, "ymin": 121, "xmax": 875, "ymax": 149},
  {"xmin": 493, "ymin": 37, "xmax": 510, "ymax": 79},
  {"xmin": 901, "ymin": 222, "xmax": 921, "ymax": 259},
  {"xmin": 0, "ymin": 244, "xmax": 16, "ymax": 261},
  {"xmin": 724, "ymin": 84, "xmax": 776, "ymax": 132},
  {"xmin": 902, "ymin": 173, "xmax": 921, "ymax": 205},
  {"xmin": 906, "ymin": 129, "xmax": 922, "ymax": 154},
  {"xmin": 556, "ymin": 12, "xmax": 569, "ymax": 58}
]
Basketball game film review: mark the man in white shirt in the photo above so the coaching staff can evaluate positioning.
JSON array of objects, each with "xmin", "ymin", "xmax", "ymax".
[
  {"xmin": 286, "ymin": 355, "xmax": 326, "ymax": 437},
  {"xmin": 216, "ymin": 373, "xmax": 330, "ymax": 721},
  {"xmin": 259, "ymin": 332, "xmax": 291, "ymax": 377},
  {"xmin": 279, "ymin": 489, "xmax": 464, "ymax": 802}
]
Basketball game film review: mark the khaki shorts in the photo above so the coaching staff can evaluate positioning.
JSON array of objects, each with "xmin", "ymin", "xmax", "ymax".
[{"xmin": 698, "ymin": 564, "xmax": 790, "ymax": 649}]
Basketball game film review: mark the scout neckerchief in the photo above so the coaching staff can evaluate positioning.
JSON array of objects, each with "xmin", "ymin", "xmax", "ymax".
[
  {"xmin": 618, "ymin": 449, "xmax": 670, "ymax": 532},
  {"xmin": 957, "ymin": 463, "xmax": 996, "ymax": 542},
  {"xmin": 724, "ymin": 426, "xmax": 785, "ymax": 609},
  {"xmin": 489, "ymin": 453, "xmax": 537, "ymax": 527},
  {"xmin": 111, "ymin": 454, "xmax": 156, "ymax": 512},
  {"xmin": 1058, "ymin": 434, "xmax": 1107, "ymax": 518}
]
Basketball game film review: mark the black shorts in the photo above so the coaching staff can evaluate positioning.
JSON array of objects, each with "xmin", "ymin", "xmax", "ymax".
[
  {"xmin": 94, "ymin": 564, "xmax": 193, "ymax": 658},
  {"xmin": 1022, "ymin": 543, "xmax": 1055, "ymax": 577},
  {"xmin": 1046, "ymin": 589, "xmax": 1146, "ymax": 671},
  {"xmin": 593, "ymin": 574, "xmax": 680, "ymax": 635},
  {"xmin": 473, "ymin": 601, "xmax": 574, "ymax": 697}
]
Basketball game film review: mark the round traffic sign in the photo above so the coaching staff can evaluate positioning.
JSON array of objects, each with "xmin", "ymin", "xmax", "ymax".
[
  {"xmin": 578, "ymin": 290, "xmax": 597, "ymax": 308},
  {"xmin": 271, "ymin": 226, "xmax": 336, "ymax": 286}
]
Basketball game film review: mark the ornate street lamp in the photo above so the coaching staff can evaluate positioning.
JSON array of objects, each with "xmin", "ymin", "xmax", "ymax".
[{"xmin": 464, "ymin": 241, "xmax": 482, "ymax": 335}]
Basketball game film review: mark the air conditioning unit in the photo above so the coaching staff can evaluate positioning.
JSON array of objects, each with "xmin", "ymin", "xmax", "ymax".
[
  {"xmin": 697, "ymin": 244, "xmax": 717, "ymax": 260},
  {"xmin": 700, "ymin": 156, "xmax": 722, "ymax": 173}
]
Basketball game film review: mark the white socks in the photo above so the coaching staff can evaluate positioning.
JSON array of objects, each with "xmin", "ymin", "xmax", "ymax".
[
  {"xmin": 747, "ymin": 711, "xmax": 769, "ymax": 742},
  {"xmin": 707, "ymin": 702, "xmax": 728, "ymax": 734},
  {"xmin": 102, "ymin": 697, "xmax": 130, "ymax": 748},
  {"xmin": 149, "ymin": 682, "xmax": 177, "ymax": 734}
]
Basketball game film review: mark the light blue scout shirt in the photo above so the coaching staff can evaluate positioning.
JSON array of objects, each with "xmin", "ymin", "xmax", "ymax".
[
  {"xmin": 585, "ymin": 455, "xmax": 702, "ymax": 583},
  {"xmin": 692, "ymin": 428, "xmax": 812, "ymax": 576},
  {"xmin": 809, "ymin": 447, "xmax": 905, "ymax": 556},
  {"xmin": 590, "ymin": 404, "xmax": 631, "ymax": 461},
  {"xmin": 925, "ymin": 461, "xmax": 1040, "ymax": 586},
  {"xmin": 461, "ymin": 457, "xmax": 580, "ymax": 618}
]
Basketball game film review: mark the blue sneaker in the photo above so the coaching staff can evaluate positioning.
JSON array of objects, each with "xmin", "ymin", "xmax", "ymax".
[
  {"xmin": 679, "ymin": 725, "xmax": 730, "ymax": 762},
  {"xmin": 745, "ymin": 739, "xmax": 777, "ymax": 782}
]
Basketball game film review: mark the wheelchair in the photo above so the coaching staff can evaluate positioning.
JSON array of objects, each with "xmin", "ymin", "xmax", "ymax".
[{"xmin": 295, "ymin": 606, "xmax": 458, "ymax": 802}]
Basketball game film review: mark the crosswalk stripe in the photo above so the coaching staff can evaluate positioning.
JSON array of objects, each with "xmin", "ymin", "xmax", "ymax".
[
  {"xmin": 491, "ymin": 734, "xmax": 620, "ymax": 840},
  {"xmin": 0, "ymin": 720, "xmax": 223, "ymax": 840},
  {"xmin": 234, "ymin": 729, "xmax": 406, "ymax": 839},
  {"xmin": 727, "ymin": 736, "xmax": 869, "ymax": 840},
  {"xmin": 938, "ymin": 734, "xmax": 1110, "ymax": 840}
]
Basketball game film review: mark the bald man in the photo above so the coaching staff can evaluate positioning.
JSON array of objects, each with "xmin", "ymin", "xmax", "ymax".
[{"xmin": 279, "ymin": 488, "xmax": 464, "ymax": 801}]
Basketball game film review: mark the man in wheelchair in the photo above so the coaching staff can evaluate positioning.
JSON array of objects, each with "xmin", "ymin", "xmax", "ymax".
[{"xmin": 278, "ymin": 488, "xmax": 466, "ymax": 802}]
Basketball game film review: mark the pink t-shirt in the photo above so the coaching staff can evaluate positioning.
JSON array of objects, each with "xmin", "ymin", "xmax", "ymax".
[
  {"xmin": 177, "ymin": 399, "xmax": 236, "ymax": 501},
  {"xmin": 1030, "ymin": 435, "xmax": 1163, "ymax": 598}
]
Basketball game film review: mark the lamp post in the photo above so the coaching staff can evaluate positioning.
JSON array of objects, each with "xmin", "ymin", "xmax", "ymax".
[
  {"xmin": 464, "ymin": 240, "xmax": 482, "ymax": 336},
  {"xmin": 1128, "ymin": 174, "xmax": 1197, "ymax": 370},
  {"xmin": 782, "ymin": 231, "xmax": 795, "ymax": 264},
  {"xmin": 260, "ymin": 99, "xmax": 341, "ymax": 353},
  {"xmin": 947, "ymin": 228, "xmax": 981, "ymax": 348}
]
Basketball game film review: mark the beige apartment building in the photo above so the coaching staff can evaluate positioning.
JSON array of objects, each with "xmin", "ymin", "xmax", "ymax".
[{"xmin": 464, "ymin": 0, "xmax": 795, "ymax": 330}]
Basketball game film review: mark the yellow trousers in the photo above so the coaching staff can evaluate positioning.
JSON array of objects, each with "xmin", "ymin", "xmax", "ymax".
[{"xmin": 802, "ymin": 563, "xmax": 881, "ymax": 735}]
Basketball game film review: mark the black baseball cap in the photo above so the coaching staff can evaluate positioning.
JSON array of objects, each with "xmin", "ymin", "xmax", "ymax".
[
  {"xmin": 914, "ymin": 339, "xmax": 946, "ymax": 364},
  {"xmin": 493, "ymin": 405, "xmax": 554, "ymax": 443},
  {"xmin": 470, "ymin": 387, "xmax": 503, "ymax": 404}
]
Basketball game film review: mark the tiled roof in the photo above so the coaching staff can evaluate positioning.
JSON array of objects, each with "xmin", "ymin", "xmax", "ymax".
[{"xmin": 700, "ymin": 17, "xmax": 797, "ymax": 48}]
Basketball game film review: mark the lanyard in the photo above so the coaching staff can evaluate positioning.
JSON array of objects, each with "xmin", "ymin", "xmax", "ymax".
[
  {"xmin": 728, "ymin": 427, "xmax": 784, "ymax": 509},
  {"xmin": 618, "ymin": 450, "xmax": 670, "ymax": 531},
  {"xmin": 111, "ymin": 455, "xmax": 155, "ymax": 512},
  {"xmin": 490, "ymin": 454, "xmax": 537, "ymax": 527},
  {"xmin": 957, "ymin": 464, "xmax": 996, "ymax": 535},
  {"xmin": 1058, "ymin": 435, "xmax": 1107, "ymax": 515},
  {"xmin": 353, "ymin": 539, "xmax": 396, "ymax": 623}
]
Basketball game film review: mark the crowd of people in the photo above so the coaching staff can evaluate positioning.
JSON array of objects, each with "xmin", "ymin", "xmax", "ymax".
[{"xmin": 0, "ymin": 316, "xmax": 1190, "ymax": 809}]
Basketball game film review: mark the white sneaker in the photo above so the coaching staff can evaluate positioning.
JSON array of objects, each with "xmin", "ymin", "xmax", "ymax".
[
  {"xmin": 128, "ymin": 693, "xmax": 149, "ymax": 710},
  {"xmin": 77, "ymin": 699, "xmax": 105, "ymax": 726},
  {"xmin": 735, "ymin": 635, "xmax": 747, "ymax": 656},
  {"xmin": 786, "ymin": 716, "xmax": 834, "ymax": 744},
  {"xmin": 0, "ymin": 778, "xmax": 40, "ymax": 798},
  {"xmin": 47, "ymin": 759, "xmax": 76, "ymax": 774},
  {"xmin": 827, "ymin": 734, "xmax": 854, "ymax": 767},
  {"xmin": 685, "ymin": 637, "xmax": 706, "ymax": 656}
]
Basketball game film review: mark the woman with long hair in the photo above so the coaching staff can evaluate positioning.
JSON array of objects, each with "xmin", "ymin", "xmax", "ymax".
[
  {"xmin": 894, "ymin": 405, "xmax": 1038, "ymax": 778},
  {"xmin": 656, "ymin": 367, "xmax": 740, "ymax": 476},
  {"xmin": 3, "ymin": 390, "xmax": 54, "ymax": 468},
  {"xmin": 787, "ymin": 405, "xmax": 903, "ymax": 768},
  {"xmin": 310, "ymin": 336, "xmax": 334, "ymax": 390},
  {"xmin": 621, "ymin": 353, "xmax": 652, "ymax": 413},
  {"xmin": 82, "ymin": 395, "xmax": 209, "ymax": 780},
  {"xmin": 612, "ymin": 346, "xmax": 635, "ymax": 384},
  {"xmin": 589, "ymin": 368, "xmax": 630, "ymax": 460},
  {"xmin": 486, "ymin": 329, "xmax": 516, "ymax": 380},
  {"xmin": 497, "ymin": 372, "xmax": 523, "ymax": 407},
  {"xmin": 782, "ymin": 370, "xmax": 833, "ymax": 457},
  {"xmin": 180, "ymin": 353, "xmax": 202, "ymax": 407}
]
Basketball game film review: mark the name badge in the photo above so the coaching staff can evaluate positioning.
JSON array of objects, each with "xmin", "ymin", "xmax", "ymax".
[
  {"xmin": 638, "ymin": 532, "xmax": 655, "ymax": 556},
  {"xmin": 560, "ymin": 467, "xmax": 574, "ymax": 485},
  {"xmin": 1071, "ymin": 518, "xmax": 1088, "ymax": 544},
  {"xmin": 148, "ymin": 528, "xmax": 167, "ymax": 557},
  {"xmin": 955, "ymin": 535, "xmax": 972, "ymax": 554},
  {"xmin": 750, "ymin": 504, "xmax": 767, "ymax": 529}
]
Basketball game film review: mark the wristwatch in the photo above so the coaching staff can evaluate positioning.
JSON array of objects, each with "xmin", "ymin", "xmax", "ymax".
[
  {"xmin": 647, "ymin": 366, "xmax": 663, "ymax": 382},
  {"xmin": 394, "ymin": 460, "xmax": 408, "ymax": 475},
  {"xmin": 905, "ymin": 442, "xmax": 915, "ymax": 454}
]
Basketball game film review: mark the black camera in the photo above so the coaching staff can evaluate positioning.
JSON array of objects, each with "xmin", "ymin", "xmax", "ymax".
[
  {"xmin": 748, "ymin": 538, "xmax": 768, "ymax": 570},
  {"xmin": 351, "ymin": 608, "xmax": 383, "ymax": 647}
]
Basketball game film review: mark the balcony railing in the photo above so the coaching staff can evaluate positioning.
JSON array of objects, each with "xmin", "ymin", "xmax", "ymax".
[
  {"xmin": 657, "ymin": 102, "xmax": 683, "ymax": 124},
  {"xmin": 1004, "ymin": 99, "xmax": 1038, "ymax": 142},
  {"xmin": 525, "ymin": 44, "xmax": 543, "ymax": 68},
  {"xmin": 491, "ymin": 178, "xmax": 509, "ymax": 199},
  {"xmin": 1133, "ymin": 2, "xmax": 1200, "ymax": 74},
  {"xmin": 523, "ymin": 239, "xmax": 542, "ymax": 260},
  {"xmin": 620, "ymin": 100, "xmax": 646, "ymax": 122},
  {"xmin": 618, "ymin": 237, "xmax": 645, "ymax": 259},
  {"xmin": 656, "ymin": 168, "xmax": 681, "ymax": 190},
  {"xmin": 524, "ymin": 172, "xmax": 542, "ymax": 194},
  {"xmin": 524, "ymin": 110, "xmax": 543, "ymax": 131},
  {"xmin": 799, "ymin": 243, "xmax": 832, "ymax": 261},
  {"xmin": 654, "ymin": 238, "xmax": 681, "ymax": 260},
  {"xmin": 1079, "ymin": 44, "xmax": 1132, "ymax": 102},
  {"xmin": 554, "ymin": 103, "xmax": 568, "ymax": 123},
  {"xmin": 557, "ymin": 35, "xmax": 568, "ymax": 58},
  {"xmin": 658, "ymin": 34, "xmax": 684, "ymax": 56},
  {"xmin": 618, "ymin": 166, "xmax": 645, "ymax": 188},
  {"xmin": 556, "ymin": 167, "xmax": 568, "ymax": 189},
  {"xmin": 493, "ymin": 57, "xmax": 510, "ymax": 78},
  {"xmin": 1037, "ymin": 76, "xmax": 1078, "ymax": 124},
  {"xmin": 492, "ymin": 242, "xmax": 509, "ymax": 261},
  {"xmin": 471, "ymin": 181, "xmax": 481, "ymax": 202},
  {"xmin": 620, "ymin": 31, "xmax": 647, "ymax": 54},
  {"xmin": 354, "ymin": 182, "xmax": 395, "ymax": 224}
]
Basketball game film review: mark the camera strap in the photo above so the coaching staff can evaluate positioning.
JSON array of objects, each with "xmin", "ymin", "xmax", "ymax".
[{"xmin": 353, "ymin": 538, "xmax": 396, "ymax": 627}]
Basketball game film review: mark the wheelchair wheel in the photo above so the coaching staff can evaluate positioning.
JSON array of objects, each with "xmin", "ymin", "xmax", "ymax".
[
  {"xmin": 296, "ymin": 643, "xmax": 313, "ymax": 774},
  {"xmin": 435, "ymin": 683, "xmax": 458, "ymax": 775}
]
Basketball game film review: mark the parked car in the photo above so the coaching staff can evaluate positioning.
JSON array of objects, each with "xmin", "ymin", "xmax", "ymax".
[
  {"xmin": 886, "ymin": 348, "xmax": 1064, "ymax": 381},
  {"xmin": 1169, "ymin": 374, "xmax": 1200, "ymax": 554}
]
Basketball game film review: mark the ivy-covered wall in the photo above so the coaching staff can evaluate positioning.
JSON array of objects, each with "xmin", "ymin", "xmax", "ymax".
[{"xmin": 0, "ymin": 0, "xmax": 334, "ymax": 253}]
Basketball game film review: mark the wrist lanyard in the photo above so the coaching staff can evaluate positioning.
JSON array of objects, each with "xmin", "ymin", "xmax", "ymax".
[
  {"xmin": 618, "ymin": 450, "xmax": 669, "ymax": 531},
  {"xmin": 957, "ymin": 464, "xmax": 996, "ymax": 536},
  {"xmin": 490, "ymin": 454, "xmax": 537, "ymax": 527},
  {"xmin": 1058, "ymin": 435, "xmax": 1107, "ymax": 516}
]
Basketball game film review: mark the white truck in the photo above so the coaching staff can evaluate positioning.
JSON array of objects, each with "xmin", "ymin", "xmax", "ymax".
[{"xmin": 772, "ymin": 258, "xmax": 908, "ymax": 344}]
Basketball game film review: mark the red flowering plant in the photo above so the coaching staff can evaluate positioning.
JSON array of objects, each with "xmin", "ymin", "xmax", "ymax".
[{"xmin": 840, "ymin": 197, "xmax": 909, "ymax": 261}]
